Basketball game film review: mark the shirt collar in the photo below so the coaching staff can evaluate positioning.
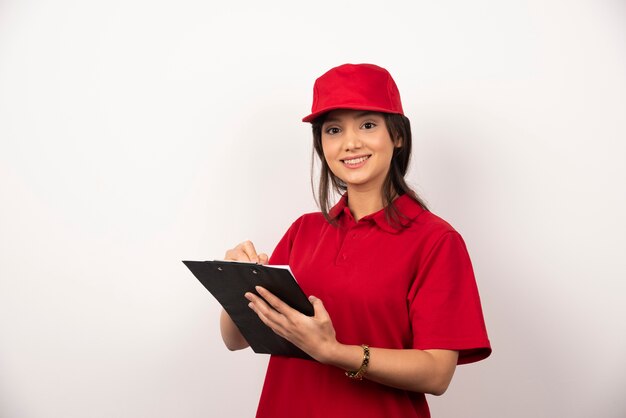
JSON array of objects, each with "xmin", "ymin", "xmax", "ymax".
[{"xmin": 329, "ymin": 193, "xmax": 425, "ymax": 233}]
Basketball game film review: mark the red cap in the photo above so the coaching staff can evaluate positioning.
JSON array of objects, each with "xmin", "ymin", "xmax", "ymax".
[{"xmin": 302, "ymin": 63, "xmax": 404, "ymax": 123}]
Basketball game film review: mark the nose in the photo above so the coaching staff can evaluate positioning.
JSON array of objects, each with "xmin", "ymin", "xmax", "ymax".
[{"xmin": 343, "ymin": 127, "xmax": 363, "ymax": 151}]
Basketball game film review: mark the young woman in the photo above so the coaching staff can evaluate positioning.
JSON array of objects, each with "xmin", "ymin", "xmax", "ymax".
[{"xmin": 220, "ymin": 63, "xmax": 491, "ymax": 418}]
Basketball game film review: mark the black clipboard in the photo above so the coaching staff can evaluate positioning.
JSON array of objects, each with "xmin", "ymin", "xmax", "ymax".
[{"xmin": 182, "ymin": 260, "xmax": 314, "ymax": 360}]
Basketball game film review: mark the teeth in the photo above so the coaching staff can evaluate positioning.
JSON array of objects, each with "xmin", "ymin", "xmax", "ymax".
[{"xmin": 344, "ymin": 156, "xmax": 369, "ymax": 165}]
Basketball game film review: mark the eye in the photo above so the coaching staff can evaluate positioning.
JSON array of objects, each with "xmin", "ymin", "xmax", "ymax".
[
  {"xmin": 361, "ymin": 122, "xmax": 377, "ymax": 130},
  {"xmin": 325, "ymin": 126, "xmax": 341, "ymax": 135}
]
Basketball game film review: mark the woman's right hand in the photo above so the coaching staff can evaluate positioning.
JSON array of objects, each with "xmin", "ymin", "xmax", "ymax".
[{"xmin": 224, "ymin": 240, "xmax": 269, "ymax": 265}]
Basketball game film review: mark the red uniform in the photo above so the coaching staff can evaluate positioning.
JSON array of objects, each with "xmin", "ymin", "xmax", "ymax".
[{"xmin": 257, "ymin": 194, "xmax": 491, "ymax": 418}]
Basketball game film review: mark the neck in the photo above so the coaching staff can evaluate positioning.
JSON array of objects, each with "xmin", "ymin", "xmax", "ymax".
[{"xmin": 346, "ymin": 186, "xmax": 386, "ymax": 221}]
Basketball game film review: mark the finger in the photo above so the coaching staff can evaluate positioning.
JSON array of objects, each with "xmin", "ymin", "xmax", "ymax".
[
  {"xmin": 309, "ymin": 295, "xmax": 330, "ymax": 319},
  {"xmin": 240, "ymin": 240, "xmax": 260, "ymax": 263},
  {"xmin": 247, "ymin": 301, "xmax": 274, "ymax": 328},
  {"xmin": 255, "ymin": 286, "xmax": 295, "ymax": 316},
  {"xmin": 224, "ymin": 240, "xmax": 263, "ymax": 262},
  {"xmin": 258, "ymin": 313, "xmax": 284, "ymax": 337},
  {"xmin": 224, "ymin": 247, "xmax": 251, "ymax": 262},
  {"xmin": 245, "ymin": 291, "xmax": 276, "ymax": 317},
  {"xmin": 258, "ymin": 253, "xmax": 269, "ymax": 265},
  {"xmin": 246, "ymin": 294, "xmax": 284, "ymax": 333}
]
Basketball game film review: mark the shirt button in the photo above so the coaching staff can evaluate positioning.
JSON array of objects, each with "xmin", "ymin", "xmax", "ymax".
[{"xmin": 342, "ymin": 253, "xmax": 347, "ymax": 260}]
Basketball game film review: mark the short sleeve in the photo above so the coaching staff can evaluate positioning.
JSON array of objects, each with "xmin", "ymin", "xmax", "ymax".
[
  {"xmin": 268, "ymin": 216, "xmax": 304, "ymax": 266},
  {"xmin": 408, "ymin": 231, "xmax": 491, "ymax": 365}
]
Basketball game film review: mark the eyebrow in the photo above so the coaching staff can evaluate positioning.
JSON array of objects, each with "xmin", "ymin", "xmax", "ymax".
[{"xmin": 323, "ymin": 111, "xmax": 379, "ymax": 124}]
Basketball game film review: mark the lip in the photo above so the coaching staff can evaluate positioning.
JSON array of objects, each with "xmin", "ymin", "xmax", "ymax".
[{"xmin": 340, "ymin": 154, "xmax": 371, "ymax": 169}]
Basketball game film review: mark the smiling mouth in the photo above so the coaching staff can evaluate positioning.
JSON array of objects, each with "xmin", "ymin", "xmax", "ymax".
[{"xmin": 342, "ymin": 155, "xmax": 371, "ymax": 166}]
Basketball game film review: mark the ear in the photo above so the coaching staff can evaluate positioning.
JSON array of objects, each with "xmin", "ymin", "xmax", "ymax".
[{"xmin": 394, "ymin": 136, "xmax": 403, "ymax": 148}]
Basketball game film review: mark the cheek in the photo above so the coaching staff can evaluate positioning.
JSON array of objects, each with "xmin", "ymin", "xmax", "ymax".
[
  {"xmin": 321, "ymin": 142, "xmax": 343, "ymax": 177},
  {"xmin": 321, "ymin": 140, "xmax": 337, "ymax": 162},
  {"xmin": 373, "ymin": 139, "xmax": 395, "ymax": 160}
]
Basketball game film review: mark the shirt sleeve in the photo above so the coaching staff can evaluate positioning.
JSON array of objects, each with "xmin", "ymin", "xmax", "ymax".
[
  {"xmin": 268, "ymin": 216, "xmax": 304, "ymax": 266},
  {"xmin": 407, "ymin": 231, "xmax": 492, "ymax": 365}
]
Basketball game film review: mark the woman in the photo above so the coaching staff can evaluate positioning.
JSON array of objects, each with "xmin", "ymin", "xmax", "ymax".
[{"xmin": 220, "ymin": 63, "xmax": 491, "ymax": 418}]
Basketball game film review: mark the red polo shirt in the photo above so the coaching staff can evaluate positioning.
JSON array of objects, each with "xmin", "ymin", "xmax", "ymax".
[{"xmin": 257, "ymin": 194, "xmax": 491, "ymax": 418}]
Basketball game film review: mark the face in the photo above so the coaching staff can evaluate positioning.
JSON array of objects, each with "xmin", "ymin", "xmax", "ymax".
[{"xmin": 321, "ymin": 109, "xmax": 400, "ymax": 194}]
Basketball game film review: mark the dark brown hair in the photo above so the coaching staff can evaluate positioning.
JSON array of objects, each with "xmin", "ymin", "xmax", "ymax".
[{"xmin": 310, "ymin": 112, "xmax": 428, "ymax": 228}]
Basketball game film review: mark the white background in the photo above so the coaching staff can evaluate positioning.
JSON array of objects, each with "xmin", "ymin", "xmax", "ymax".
[{"xmin": 1, "ymin": 0, "xmax": 625, "ymax": 417}]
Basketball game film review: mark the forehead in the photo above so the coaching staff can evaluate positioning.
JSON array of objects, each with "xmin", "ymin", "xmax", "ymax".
[{"xmin": 323, "ymin": 109, "xmax": 384, "ymax": 123}]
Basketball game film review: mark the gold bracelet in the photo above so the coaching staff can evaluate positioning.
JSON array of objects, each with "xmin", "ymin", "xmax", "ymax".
[{"xmin": 345, "ymin": 344, "xmax": 370, "ymax": 380}]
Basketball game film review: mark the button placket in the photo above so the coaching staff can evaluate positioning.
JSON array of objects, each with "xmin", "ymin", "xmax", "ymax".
[
  {"xmin": 336, "ymin": 223, "xmax": 365, "ymax": 265},
  {"xmin": 336, "ymin": 225, "xmax": 355, "ymax": 265}
]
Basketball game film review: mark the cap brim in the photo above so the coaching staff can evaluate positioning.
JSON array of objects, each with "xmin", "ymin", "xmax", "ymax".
[{"xmin": 302, "ymin": 104, "xmax": 403, "ymax": 123}]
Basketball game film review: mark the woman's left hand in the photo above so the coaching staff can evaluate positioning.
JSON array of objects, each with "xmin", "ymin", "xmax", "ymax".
[
  {"xmin": 245, "ymin": 286, "xmax": 459, "ymax": 394},
  {"xmin": 245, "ymin": 286, "xmax": 338, "ymax": 363}
]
